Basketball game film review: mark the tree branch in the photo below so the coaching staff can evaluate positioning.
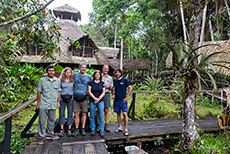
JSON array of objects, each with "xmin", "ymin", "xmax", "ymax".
[{"xmin": 0, "ymin": 0, "xmax": 54, "ymax": 27}]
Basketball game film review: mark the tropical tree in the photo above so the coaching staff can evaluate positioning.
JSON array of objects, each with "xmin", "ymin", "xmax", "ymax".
[
  {"xmin": 0, "ymin": 0, "xmax": 61, "ymax": 110},
  {"xmin": 166, "ymin": 40, "xmax": 230, "ymax": 151}
]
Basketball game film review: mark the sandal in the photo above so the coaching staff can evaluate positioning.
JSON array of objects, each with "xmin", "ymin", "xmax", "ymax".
[
  {"xmin": 124, "ymin": 130, "xmax": 129, "ymax": 136},
  {"xmin": 115, "ymin": 128, "xmax": 123, "ymax": 133}
]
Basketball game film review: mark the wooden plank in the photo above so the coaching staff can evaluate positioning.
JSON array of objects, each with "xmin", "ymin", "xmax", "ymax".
[
  {"xmin": 48, "ymin": 140, "xmax": 62, "ymax": 154},
  {"xmin": 62, "ymin": 145, "xmax": 73, "ymax": 154},
  {"xmin": 0, "ymin": 97, "xmax": 37, "ymax": 123},
  {"xmin": 34, "ymin": 144, "xmax": 44, "ymax": 154},
  {"xmin": 35, "ymin": 140, "xmax": 52, "ymax": 154},
  {"xmin": 85, "ymin": 143, "xmax": 96, "ymax": 154},
  {"xmin": 63, "ymin": 139, "xmax": 105, "ymax": 145},
  {"xmin": 94, "ymin": 142, "xmax": 108, "ymax": 154},
  {"xmin": 72, "ymin": 143, "xmax": 84, "ymax": 154},
  {"xmin": 22, "ymin": 144, "xmax": 37, "ymax": 154}
]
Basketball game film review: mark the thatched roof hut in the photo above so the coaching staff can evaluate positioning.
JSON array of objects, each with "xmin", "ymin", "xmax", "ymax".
[
  {"xmin": 201, "ymin": 40, "xmax": 230, "ymax": 74},
  {"xmin": 108, "ymin": 59, "xmax": 151, "ymax": 70},
  {"xmin": 53, "ymin": 4, "xmax": 81, "ymax": 22},
  {"xmin": 166, "ymin": 40, "xmax": 230, "ymax": 74},
  {"xmin": 17, "ymin": 4, "xmax": 151, "ymax": 71}
]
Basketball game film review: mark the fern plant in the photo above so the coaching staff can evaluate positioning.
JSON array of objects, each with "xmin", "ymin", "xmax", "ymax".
[{"xmin": 138, "ymin": 77, "xmax": 165, "ymax": 91}]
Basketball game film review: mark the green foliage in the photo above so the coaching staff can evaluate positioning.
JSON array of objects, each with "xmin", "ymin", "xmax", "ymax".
[
  {"xmin": 154, "ymin": 139, "xmax": 164, "ymax": 146},
  {"xmin": 54, "ymin": 65, "xmax": 64, "ymax": 73},
  {"xmin": 144, "ymin": 93, "xmax": 169, "ymax": 118},
  {"xmin": 72, "ymin": 68, "xmax": 96, "ymax": 77},
  {"xmin": 0, "ymin": 63, "xmax": 45, "ymax": 111},
  {"xmin": 196, "ymin": 94, "xmax": 222, "ymax": 109},
  {"xmin": 0, "ymin": 127, "xmax": 32, "ymax": 154},
  {"xmin": 0, "ymin": 0, "xmax": 61, "ymax": 67},
  {"xmin": 189, "ymin": 132, "xmax": 230, "ymax": 154},
  {"xmin": 138, "ymin": 77, "xmax": 165, "ymax": 91}
]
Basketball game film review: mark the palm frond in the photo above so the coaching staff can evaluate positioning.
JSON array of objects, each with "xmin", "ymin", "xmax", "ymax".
[{"xmin": 206, "ymin": 72, "xmax": 217, "ymax": 91}]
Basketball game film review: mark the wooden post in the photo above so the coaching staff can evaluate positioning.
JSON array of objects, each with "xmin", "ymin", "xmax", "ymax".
[
  {"xmin": 223, "ymin": 88, "xmax": 230, "ymax": 141},
  {"xmin": 0, "ymin": 117, "xmax": 12, "ymax": 154},
  {"xmin": 220, "ymin": 90, "xmax": 223, "ymax": 110},
  {"xmin": 132, "ymin": 93, "xmax": 136, "ymax": 121}
]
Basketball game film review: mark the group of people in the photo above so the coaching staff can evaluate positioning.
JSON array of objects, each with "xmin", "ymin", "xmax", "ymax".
[{"xmin": 36, "ymin": 63, "xmax": 132, "ymax": 144}]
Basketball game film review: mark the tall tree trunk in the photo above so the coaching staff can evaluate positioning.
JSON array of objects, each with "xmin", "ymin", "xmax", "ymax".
[
  {"xmin": 215, "ymin": 0, "xmax": 220, "ymax": 40},
  {"xmin": 224, "ymin": 0, "xmax": 230, "ymax": 21},
  {"xmin": 199, "ymin": 0, "xmax": 208, "ymax": 54},
  {"xmin": 114, "ymin": 23, "xmax": 117, "ymax": 48},
  {"xmin": 180, "ymin": 1, "xmax": 188, "ymax": 45},
  {"xmin": 153, "ymin": 31, "xmax": 158, "ymax": 76},
  {"xmin": 120, "ymin": 12, "xmax": 125, "ymax": 70},
  {"xmin": 209, "ymin": 20, "xmax": 214, "ymax": 41},
  {"xmin": 178, "ymin": 88, "xmax": 199, "ymax": 151}
]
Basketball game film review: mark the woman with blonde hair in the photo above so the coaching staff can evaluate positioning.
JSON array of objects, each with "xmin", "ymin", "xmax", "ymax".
[{"xmin": 59, "ymin": 67, "xmax": 74, "ymax": 137}]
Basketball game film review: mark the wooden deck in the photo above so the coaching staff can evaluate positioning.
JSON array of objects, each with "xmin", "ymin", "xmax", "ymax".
[{"xmin": 23, "ymin": 116, "xmax": 220, "ymax": 154}]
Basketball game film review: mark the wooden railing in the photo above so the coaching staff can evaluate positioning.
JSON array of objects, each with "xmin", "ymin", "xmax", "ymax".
[
  {"xmin": 127, "ymin": 89, "xmax": 223, "ymax": 121},
  {"xmin": 0, "ymin": 97, "xmax": 37, "ymax": 154}
]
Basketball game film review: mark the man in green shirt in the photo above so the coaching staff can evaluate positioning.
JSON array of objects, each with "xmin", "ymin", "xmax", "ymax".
[{"xmin": 36, "ymin": 66, "xmax": 61, "ymax": 144}]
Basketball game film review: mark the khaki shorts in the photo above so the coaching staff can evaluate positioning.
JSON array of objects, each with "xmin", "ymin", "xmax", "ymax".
[{"xmin": 73, "ymin": 98, "xmax": 88, "ymax": 113}]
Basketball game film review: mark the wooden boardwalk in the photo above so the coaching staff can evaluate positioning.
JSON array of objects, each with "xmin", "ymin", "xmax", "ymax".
[{"xmin": 23, "ymin": 116, "xmax": 220, "ymax": 154}]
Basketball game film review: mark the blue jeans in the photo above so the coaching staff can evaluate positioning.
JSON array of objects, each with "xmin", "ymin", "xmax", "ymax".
[
  {"xmin": 59, "ymin": 100, "xmax": 73, "ymax": 126},
  {"xmin": 89, "ymin": 101, "xmax": 104, "ymax": 132}
]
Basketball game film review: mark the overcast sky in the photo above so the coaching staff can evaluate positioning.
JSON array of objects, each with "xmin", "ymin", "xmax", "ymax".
[{"xmin": 48, "ymin": 0, "xmax": 93, "ymax": 25}]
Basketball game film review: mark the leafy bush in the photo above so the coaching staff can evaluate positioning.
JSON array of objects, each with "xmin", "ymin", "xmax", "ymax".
[
  {"xmin": 0, "ymin": 127, "xmax": 32, "ymax": 154},
  {"xmin": 73, "ymin": 68, "xmax": 96, "ymax": 76},
  {"xmin": 54, "ymin": 65, "xmax": 64, "ymax": 73},
  {"xmin": 196, "ymin": 93, "xmax": 222, "ymax": 109},
  {"xmin": 189, "ymin": 132, "xmax": 230, "ymax": 154},
  {"xmin": 138, "ymin": 77, "xmax": 165, "ymax": 91},
  {"xmin": 144, "ymin": 93, "xmax": 169, "ymax": 118},
  {"xmin": 0, "ymin": 63, "xmax": 45, "ymax": 111}
]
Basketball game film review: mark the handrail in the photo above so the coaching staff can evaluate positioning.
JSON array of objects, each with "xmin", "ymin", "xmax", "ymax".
[
  {"xmin": 0, "ymin": 97, "xmax": 37, "ymax": 123},
  {"xmin": 132, "ymin": 89, "xmax": 217, "ymax": 94}
]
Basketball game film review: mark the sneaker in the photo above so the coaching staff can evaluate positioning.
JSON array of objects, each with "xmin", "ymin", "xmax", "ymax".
[
  {"xmin": 104, "ymin": 124, "xmax": 110, "ymax": 132},
  {"xmin": 99, "ymin": 132, "xmax": 104, "ymax": 138},
  {"xmin": 90, "ymin": 130, "xmax": 96, "ymax": 136},
  {"xmin": 81, "ymin": 129, "xmax": 86, "ymax": 136},
  {"xmin": 72, "ymin": 128, "xmax": 79, "ymax": 136},
  {"xmin": 96, "ymin": 125, "xmax": 100, "ymax": 133},
  {"xmin": 67, "ymin": 130, "xmax": 72, "ymax": 137},
  {"xmin": 38, "ymin": 138, "xmax": 44, "ymax": 144},
  {"xmin": 46, "ymin": 135, "xmax": 59, "ymax": 140},
  {"xmin": 59, "ymin": 129, "xmax": 64, "ymax": 137}
]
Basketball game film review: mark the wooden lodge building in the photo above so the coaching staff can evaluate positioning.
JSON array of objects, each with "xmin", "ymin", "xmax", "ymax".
[{"xmin": 16, "ymin": 4, "xmax": 150, "ymax": 77}]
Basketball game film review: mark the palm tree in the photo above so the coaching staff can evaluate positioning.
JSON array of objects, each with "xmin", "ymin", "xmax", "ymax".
[{"xmin": 166, "ymin": 41, "xmax": 230, "ymax": 151}]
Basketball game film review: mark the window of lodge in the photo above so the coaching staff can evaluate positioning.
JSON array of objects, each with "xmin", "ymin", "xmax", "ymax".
[
  {"xmin": 72, "ymin": 37, "xmax": 94, "ymax": 58},
  {"xmin": 26, "ymin": 44, "xmax": 43, "ymax": 56}
]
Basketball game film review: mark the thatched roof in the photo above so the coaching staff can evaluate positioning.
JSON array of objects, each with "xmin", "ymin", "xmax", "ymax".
[
  {"xmin": 99, "ymin": 47, "xmax": 119, "ymax": 59},
  {"xmin": 18, "ymin": 20, "xmax": 98, "ymax": 65},
  {"xmin": 53, "ymin": 4, "xmax": 81, "ymax": 22},
  {"xmin": 108, "ymin": 59, "xmax": 151, "ymax": 70},
  {"xmin": 95, "ymin": 47, "xmax": 150, "ymax": 70},
  {"xmin": 166, "ymin": 40, "xmax": 230, "ymax": 74},
  {"xmin": 201, "ymin": 40, "xmax": 230, "ymax": 74}
]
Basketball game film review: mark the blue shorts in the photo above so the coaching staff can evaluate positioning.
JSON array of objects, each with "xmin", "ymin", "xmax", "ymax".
[{"xmin": 114, "ymin": 100, "xmax": 127, "ymax": 113}]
